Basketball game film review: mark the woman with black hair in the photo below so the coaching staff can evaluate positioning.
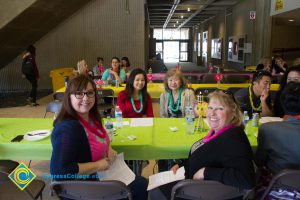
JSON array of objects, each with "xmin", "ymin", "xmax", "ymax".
[
  {"xmin": 117, "ymin": 68, "xmax": 154, "ymax": 118},
  {"xmin": 274, "ymin": 65, "xmax": 300, "ymax": 117},
  {"xmin": 22, "ymin": 44, "xmax": 39, "ymax": 106},
  {"xmin": 101, "ymin": 57, "xmax": 126, "ymax": 84}
]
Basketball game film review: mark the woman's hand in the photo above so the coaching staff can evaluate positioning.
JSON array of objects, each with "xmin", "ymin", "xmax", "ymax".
[
  {"xmin": 109, "ymin": 69, "xmax": 117, "ymax": 76},
  {"xmin": 96, "ymin": 158, "xmax": 110, "ymax": 171},
  {"xmin": 108, "ymin": 147, "xmax": 117, "ymax": 163},
  {"xmin": 171, "ymin": 164, "xmax": 179, "ymax": 174},
  {"xmin": 193, "ymin": 167, "xmax": 205, "ymax": 180}
]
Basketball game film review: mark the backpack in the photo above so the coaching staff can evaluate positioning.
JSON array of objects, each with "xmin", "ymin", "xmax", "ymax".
[{"xmin": 22, "ymin": 57, "xmax": 34, "ymax": 75}]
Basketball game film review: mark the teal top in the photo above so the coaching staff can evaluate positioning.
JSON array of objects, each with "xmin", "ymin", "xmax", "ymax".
[{"xmin": 101, "ymin": 69, "xmax": 126, "ymax": 84}]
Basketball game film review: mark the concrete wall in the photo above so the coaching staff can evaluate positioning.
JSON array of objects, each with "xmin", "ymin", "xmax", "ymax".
[
  {"xmin": 0, "ymin": 0, "xmax": 145, "ymax": 91},
  {"xmin": 0, "ymin": 0, "xmax": 36, "ymax": 28}
]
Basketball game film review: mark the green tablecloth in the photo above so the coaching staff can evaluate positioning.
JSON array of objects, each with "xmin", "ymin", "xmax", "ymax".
[{"xmin": 0, "ymin": 118, "xmax": 258, "ymax": 160}]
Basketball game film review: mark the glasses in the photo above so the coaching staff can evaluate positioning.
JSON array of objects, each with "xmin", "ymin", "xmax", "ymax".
[
  {"xmin": 215, "ymin": 89, "xmax": 237, "ymax": 104},
  {"xmin": 72, "ymin": 90, "xmax": 95, "ymax": 99}
]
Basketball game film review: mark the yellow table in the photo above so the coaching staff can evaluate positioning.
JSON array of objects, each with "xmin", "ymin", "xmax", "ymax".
[{"xmin": 57, "ymin": 83, "xmax": 279, "ymax": 99}]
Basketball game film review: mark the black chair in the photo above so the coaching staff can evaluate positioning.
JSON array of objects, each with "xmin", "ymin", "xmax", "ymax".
[
  {"xmin": 43, "ymin": 101, "xmax": 62, "ymax": 118},
  {"xmin": 200, "ymin": 74, "xmax": 217, "ymax": 83},
  {"xmin": 0, "ymin": 161, "xmax": 45, "ymax": 200},
  {"xmin": 261, "ymin": 169, "xmax": 300, "ymax": 200},
  {"xmin": 53, "ymin": 92, "xmax": 64, "ymax": 102},
  {"xmin": 51, "ymin": 180, "xmax": 132, "ymax": 200},
  {"xmin": 97, "ymin": 88, "xmax": 115, "ymax": 116},
  {"xmin": 171, "ymin": 179, "xmax": 245, "ymax": 200},
  {"xmin": 225, "ymin": 75, "xmax": 250, "ymax": 83}
]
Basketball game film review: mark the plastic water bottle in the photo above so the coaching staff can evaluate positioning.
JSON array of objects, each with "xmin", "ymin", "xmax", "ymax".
[
  {"xmin": 185, "ymin": 106, "xmax": 195, "ymax": 134},
  {"xmin": 115, "ymin": 79, "xmax": 119, "ymax": 88},
  {"xmin": 105, "ymin": 116, "xmax": 114, "ymax": 141},
  {"xmin": 115, "ymin": 106, "xmax": 123, "ymax": 129},
  {"xmin": 243, "ymin": 111, "xmax": 249, "ymax": 134}
]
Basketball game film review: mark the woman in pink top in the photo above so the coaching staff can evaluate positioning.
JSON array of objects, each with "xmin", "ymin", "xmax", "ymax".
[{"xmin": 117, "ymin": 68, "xmax": 154, "ymax": 118}]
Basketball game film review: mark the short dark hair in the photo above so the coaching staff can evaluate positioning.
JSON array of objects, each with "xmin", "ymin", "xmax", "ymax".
[
  {"xmin": 280, "ymin": 81, "xmax": 300, "ymax": 115},
  {"xmin": 54, "ymin": 75, "xmax": 101, "ymax": 126},
  {"xmin": 252, "ymin": 70, "xmax": 272, "ymax": 83},
  {"xmin": 125, "ymin": 68, "xmax": 148, "ymax": 110},
  {"xmin": 121, "ymin": 57, "xmax": 131, "ymax": 67},
  {"xmin": 97, "ymin": 57, "xmax": 104, "ymax": 62},
  {"xmin": 279, "ymin": 65, "xmax": 300, "ymax": 90},
  {"xmin": 26, "ymin": 45, "xmax": 36, "ymax": 56}
]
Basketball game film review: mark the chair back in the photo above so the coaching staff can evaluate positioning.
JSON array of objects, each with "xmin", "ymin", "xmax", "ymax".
[
  {"xmin": 0, "ymin": 163, "xmax": 45, "ymax": 200},
  {"xmin": 44, "ymin": 101, "xmax": 62, "ymax": 118},
  {"xmin": 97, "ymin": 88, "xmax": 115, "ymax": 116},
  {"xmin": 200, "ymin": 74, "xmax": 217, "ymax": 83},
  {"xmin": 51, "ymin": 180, "xmax": 132, "ymax": 200},
  {"xmin": 225, "ymin": 75, "xmax": 250, "ymax": 83},
  {"xmin": 261, "ymin": 169, "xmax": 300, "ymax": 200},
  {"xmin": 171, "ymin": 180, "xmax": 243, "ymax": 200},
  {"xmin": 53, "ymin": 92, "xmax": 65, "ymax": 101}
]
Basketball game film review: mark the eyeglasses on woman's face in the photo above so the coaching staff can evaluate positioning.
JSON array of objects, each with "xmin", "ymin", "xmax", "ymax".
[{"xmin": 72, "ymin": 90, "xmax": 95, "ymax": 99}]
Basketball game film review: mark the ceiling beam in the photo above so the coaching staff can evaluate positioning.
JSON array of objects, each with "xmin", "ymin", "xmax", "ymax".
[{"xmin": 163, "ymin": 0, "xmax": 181, "ymax": 29}]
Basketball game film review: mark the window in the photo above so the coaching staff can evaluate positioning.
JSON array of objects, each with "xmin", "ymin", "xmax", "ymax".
[
  {"xmin": 197, "ymin": 33, "xmax": 201, "ymax": 56},
  {"xmin": 153, "ymin": 28, "xmax": 190, "ymax": 63}
]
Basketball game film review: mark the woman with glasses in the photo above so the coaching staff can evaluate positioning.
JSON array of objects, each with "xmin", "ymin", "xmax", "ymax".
[
  {"xmin": 101, "ymin": 57, "xmax": 126, "ymax": 84},
  {"xmin": 117, "ymin": 68, "xmax": 154, "ymax": 118},
  {"xmin": 160, "ymin": 68, "xmax": 195, "ymax": 118},
  {"xmin": 150, "ymin": 91, "xmax": 255, "ymax": 200},
  {"xmin": 50, "ymin": 75, "xmax": 148, "ymax": 200}
]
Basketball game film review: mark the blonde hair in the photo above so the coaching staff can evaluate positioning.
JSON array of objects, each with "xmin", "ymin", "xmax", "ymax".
[
  {"xmin": 208, "ymin": 91, "xmax": 243, "ymax": 127},
  {"xmin": 77, "ymin": 59, "xmax": 88, "ymax": 75},
  {"xmin": 163, "ymin": 68, "xmax": 187, "ymax": 92}
]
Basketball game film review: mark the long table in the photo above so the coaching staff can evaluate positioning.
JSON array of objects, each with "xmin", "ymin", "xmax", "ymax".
[
  {"xmin": 0, "ymin": 118, "xmax": 258, "ymax": 161},
  {"xmin": 56, "ymin": 83, "xmax": 279, "ymax": 99}
]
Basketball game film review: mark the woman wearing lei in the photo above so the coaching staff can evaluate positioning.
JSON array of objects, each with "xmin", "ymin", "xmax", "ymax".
[
  {"xmin": 160, "ymin": 68, "xmax": 195, "ymax": 118},
  {"xmin": 117, "ymin": 68, "xmax": 154, "ymax": 118}
]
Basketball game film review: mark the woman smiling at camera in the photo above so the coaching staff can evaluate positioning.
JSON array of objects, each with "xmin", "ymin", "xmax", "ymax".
[
  {"xmin": 101, "ymin": 57, "xmax": 126, "ymax": 84},
  {"xmin": 150, "ymin": 91, "xmax": 255, "ymax": 200},
  {"xmin": 117, "ymin": 68, "xmax": 154, "ymax": 118},
  {"xmin": 50, "ymin": 75, "xmax": 147, "ymax": 200}
]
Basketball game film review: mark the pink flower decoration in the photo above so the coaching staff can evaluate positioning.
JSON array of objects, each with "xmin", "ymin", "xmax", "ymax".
[
  {"xmin": 214, "ymin": 73, "xmax": 223, "ymax": 82},
  {"xmin": 147, "ymin": 74, "xmax": 153, "ymax": 81}
]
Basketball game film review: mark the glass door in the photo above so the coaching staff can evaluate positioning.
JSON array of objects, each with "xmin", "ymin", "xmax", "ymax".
[{"xmin": 163, "ymin": 41, "xmax": 179, "ymax": 63}]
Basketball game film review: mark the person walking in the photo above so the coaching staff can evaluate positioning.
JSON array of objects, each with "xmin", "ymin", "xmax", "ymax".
[{"xmin": 22, "ymin": 45, "xmax": 39, "ymax": 106}]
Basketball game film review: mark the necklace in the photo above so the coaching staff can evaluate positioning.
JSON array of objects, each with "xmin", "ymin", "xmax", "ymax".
[
  {"xmin": 249, "ymin": 86, "xmax": 262, "ymax": 111},
  {"xmin": 131, "ymin": 93, "xmax": 143, "ymax": 113},
  {"xmin": 168, "ymin": 88, "xmax": 182, "ymax": 112}
]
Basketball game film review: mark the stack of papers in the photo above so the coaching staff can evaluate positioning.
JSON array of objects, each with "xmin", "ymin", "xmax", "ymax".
[
  {"xmin": 130, "ymin": 118, "xmax": 153, "ymax": 127},
  {"xmin": 147, "ymin": 167, "xmax": 185, "ymax": 190},
  {"xmin": 97, "ymin": 153, "xmax": 135, "ymax": 185}
]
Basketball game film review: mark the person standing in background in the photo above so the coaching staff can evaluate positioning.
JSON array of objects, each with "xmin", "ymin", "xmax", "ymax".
[
  {"xmin": 93, "ymin": 57, "xmax": 105, "ymax": 76},
  {"xmin": 22, "ymin": 44, "xmax": 39, "ymax": 106}
]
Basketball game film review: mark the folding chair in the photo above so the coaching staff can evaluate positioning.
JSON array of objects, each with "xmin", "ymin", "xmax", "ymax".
[
  {"xmin": 97, "ymin": 88, "xmax": 115, "ymax": 116},
  {"xmin": 0, "ymin": 161, "xmax": 45, "ymax": 200},
  {"xmin": 261, "ymin": 169, "xmax": 300, "ymax": 200},
  {"xmin": 51, "ymin": 180, "xmax": 132, "ymax": 200},
  {"xmin": 43, "ymin": 101, "xmax": 62, "ymax": 118},
  {"xmin": 225, "ymin": 75, "xmax": 250, "ymax": 83},
  {"xmin": 53, "ymin": 92, "xmax": 64, "ymax": 102},
  {"xmin": 171, "ymin": 179, "xmax": 244, "ymax": 200}
]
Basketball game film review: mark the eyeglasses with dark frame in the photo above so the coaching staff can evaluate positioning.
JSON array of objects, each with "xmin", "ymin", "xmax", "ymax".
[
  {"xmin": 215, "ymin": 89, "xmax": 237, "ymax": 104},
  {"xmin": 72, "ymin": 90, "xmax": 95, "ymax": 99}
]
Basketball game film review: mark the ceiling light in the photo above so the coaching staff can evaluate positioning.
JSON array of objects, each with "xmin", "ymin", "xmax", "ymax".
[
  {"xmin": 288, "ymin": 19, "xmax": 294, "ymax": 22},
  {"xmin": 173, "ymin": 24, "xmax": 176, "ymax": 27},
  {"xmin": 187, "ymin": 8, "xmax": 191, "ymax": 12},
  {"xmin": 176, "ymin": 21, "xmax": 178, "ymax": 23},
  {"xmin": 181, "ymin": 15, "xmax": 183, "ymax": 19}
]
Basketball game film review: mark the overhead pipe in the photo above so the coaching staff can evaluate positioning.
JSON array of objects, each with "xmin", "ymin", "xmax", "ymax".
[
  {"xmin": 177, "ymin": 0, "xmax": 216, "ymax": 29},
  {"xmin": 163, "ymin": 0, "xmax": 180, "ymax": 29}
]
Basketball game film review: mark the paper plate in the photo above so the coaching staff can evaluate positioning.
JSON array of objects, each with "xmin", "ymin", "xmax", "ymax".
[{"xmin": 24, "ymin": 130, "xmax": 51, "ymax": 141}]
